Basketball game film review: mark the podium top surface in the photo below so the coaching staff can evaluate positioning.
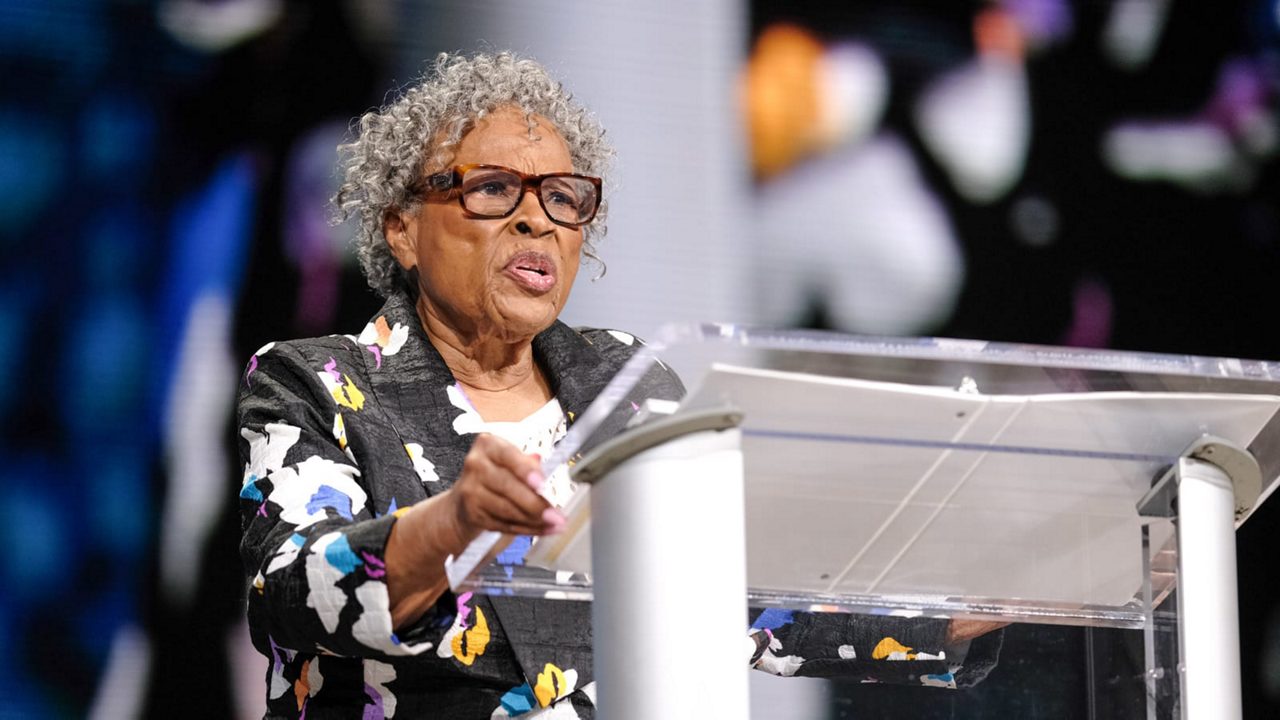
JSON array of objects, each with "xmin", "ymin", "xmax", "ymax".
[
  {"xmin": 452, "ymin": 324, "xmax": 1280, "ymax": 624},
  {"xmin": 654, "ymin": 323, "xmax": 1280, "ymax": 385},
  {"xmin": 566, "ymin": 323, "xmax": 1280, "ymax": 501}
]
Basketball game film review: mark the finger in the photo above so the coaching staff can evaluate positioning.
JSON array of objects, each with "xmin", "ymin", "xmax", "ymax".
[
  {"xmin": 478, "ymin": 517, "xmax": 550, "ymax": 536},
  {"xmin": 541, "ymin": 506, "xmax": 566, "ymax": 532},
  {"xmin": 472, "ymin": 500, "xmax": 563, "ymax": 536},
  {"xmin": 465, "ymin": 456, "xmax": 549, "ymax": 516},
  {"xmin": 475, "ymin": 434, "xmax": 544, "ymax": 488},
  {"xmin": 469, "ymin": 453, "xmax": 551, "ymax": 517},
  {"xmin": 459, "ymin": 484, "xmax": 565, "ymax": 536},
  {"xmin": 470, "ymin": 480, "xmax": 550, "ymax": 527}
]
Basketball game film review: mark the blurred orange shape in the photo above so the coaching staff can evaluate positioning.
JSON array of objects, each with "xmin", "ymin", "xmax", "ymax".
[
  {"xmin": 744, "ymin": 24, "xmax": 825, "ymax": 178},
  {"xmin": 975, "ymin": 7, "xmax": 1025, "ymax": 61}
]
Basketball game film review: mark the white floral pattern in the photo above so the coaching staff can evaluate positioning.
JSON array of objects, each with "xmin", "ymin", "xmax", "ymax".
[
  {"xmin": 268, "ymin": 456, "xmax": 367, "ymax": 529},
  {"xmin": 241, "ymin": 422, "xmax": 301, "ymax": 491},
  {"xmin": 364, "ymin": 660, "xmax": 398, "ymax": 718},
  {"xmin": 404, "ymin": 442, "xmax": 440, "ymax": 485}
]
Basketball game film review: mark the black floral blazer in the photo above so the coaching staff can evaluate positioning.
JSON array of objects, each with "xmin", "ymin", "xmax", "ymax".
[{"xmin": 237, "ymin": 294, "xmax": 1000, "ymax": 719}]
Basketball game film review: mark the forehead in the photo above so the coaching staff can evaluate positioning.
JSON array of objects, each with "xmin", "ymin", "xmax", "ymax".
[{"xmin": 448, "ymin": 107, "xmax": 573, "ymax": 172}]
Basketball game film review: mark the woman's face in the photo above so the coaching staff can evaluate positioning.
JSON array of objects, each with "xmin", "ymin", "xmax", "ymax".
[{"xmin": 390, "ymin": 106, "xmax": 584, "ymax": 342}]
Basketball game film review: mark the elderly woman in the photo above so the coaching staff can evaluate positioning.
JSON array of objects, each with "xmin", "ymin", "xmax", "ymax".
[{"xmin": 238, "ymin": 52, "xmax": 1000, "ymax": 719}]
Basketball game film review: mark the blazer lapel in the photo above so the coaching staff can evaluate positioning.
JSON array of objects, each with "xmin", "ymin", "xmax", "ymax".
[
  {"xmin": 357, "ymin": 294, "xmax": 470, "ymax": 498},
  {"xmin": 532, "ymin": 320, "xmax": 616, "ymax": 423}
]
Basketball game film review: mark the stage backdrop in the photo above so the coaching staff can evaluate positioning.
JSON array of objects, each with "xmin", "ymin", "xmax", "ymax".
[{"xmin": 0, "ymin": 1, "xmax": 1277, "ymax": 718}]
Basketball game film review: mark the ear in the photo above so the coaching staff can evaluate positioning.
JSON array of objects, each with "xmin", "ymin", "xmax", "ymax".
[{"xmin": 383, "ymin": 208, "xmax": 418, "ymax": 270}]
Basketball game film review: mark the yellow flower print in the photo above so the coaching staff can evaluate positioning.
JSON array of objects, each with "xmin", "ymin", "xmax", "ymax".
[
  {"xmin": 871, "ymin": 636, "xmax": 946, "ymax": 661},
  {"xmin": 332, "ymin": 376, "xmax": 365, "ymax": 410},
  {"xmin": 872, "ymin": 636, "xmax": 917, "ymax": 661},
  {"xmin": 437, "ymin": 592, "xmax": 492, "ymax": 667},
  {"xmin": 450, "ymin": 606, "xmax": 490, "ymax": 666},
  {"xmin": 317, "ymin": 358, "xmax": 366, "ymax": 410},
  {"xmin": 534, "ymin": 662, "xmax": 578, "ymax": 708}
]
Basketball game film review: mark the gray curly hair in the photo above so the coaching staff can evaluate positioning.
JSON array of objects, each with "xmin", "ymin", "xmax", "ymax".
[{"xmin": 333, "ymin": 51, "xmax": 614, "ymax": 298}]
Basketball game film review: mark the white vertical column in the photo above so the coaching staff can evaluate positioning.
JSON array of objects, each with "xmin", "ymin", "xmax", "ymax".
[
  {"xmin": 590, "ymin": 428, "xmax": 748, "ymax": 719},
  {"xmin": 1175, "ymin": 456, "xmax": 1242, "ymax": 720}
]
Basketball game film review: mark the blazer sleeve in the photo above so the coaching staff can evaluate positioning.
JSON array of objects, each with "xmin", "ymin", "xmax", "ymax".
[
  {"xmin": 236, "ymin": 341, "xmax": 447, "ymax": 660},
  {"xmin": 747, "ymin": 608, "xmax": 1003, "ymax": 688}
]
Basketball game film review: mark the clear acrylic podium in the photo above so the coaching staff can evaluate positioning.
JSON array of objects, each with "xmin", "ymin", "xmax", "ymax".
[{"xmin": 448, "ymin": 324, "xmax": 1280, "ymax": 719}]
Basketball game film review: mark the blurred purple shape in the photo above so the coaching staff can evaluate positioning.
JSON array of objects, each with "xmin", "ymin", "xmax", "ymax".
[
  {"xmin": 1005, "ymin": 0, "xmax": 1074, "ymax": 45},
  {"xmin": 1062, "ymin": 276, "xmax": 1113, "ymax": 349},
  {"xmin": 1203, "ymin": 59, "xmax": 1271, "ymax": 134},
  {"xmin": 284, "ymin": 122, "xmax": 350, "ymax": 334}
]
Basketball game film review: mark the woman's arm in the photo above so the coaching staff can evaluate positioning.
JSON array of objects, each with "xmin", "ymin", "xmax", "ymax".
[
  {"xmin": 239, "ymin": 341, "xmax": 562, "ymax": 657},
  {"xmin": 384, "ymin": 433, "xmax": 561, "ymax": 628},
  {"xmin": 239, "ymin": 341, "xmax": 434, "ymax": 659}
]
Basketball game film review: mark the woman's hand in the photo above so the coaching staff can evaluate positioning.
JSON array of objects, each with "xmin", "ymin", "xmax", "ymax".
[
  {"xmin": 944, "ymin": 619, "xmax": 1009, "ymax": 647},
  {"xmin": 385, "ymin": 434, "xmax": 565, "ymax": 628},
  {"xmin": 447, "ymin": 433, "xmax": 565, "ymax": 541}
]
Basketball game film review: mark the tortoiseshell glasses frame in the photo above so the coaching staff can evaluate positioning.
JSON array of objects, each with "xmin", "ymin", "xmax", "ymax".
[{"xmin": 416, "ymin": 163, "xmax": 602, "ymax": 229}]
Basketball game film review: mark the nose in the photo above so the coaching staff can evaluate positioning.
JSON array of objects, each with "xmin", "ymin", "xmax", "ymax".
[{"xmin": 511, "ymin": 185, "xmax": 556, "ymax": 236}]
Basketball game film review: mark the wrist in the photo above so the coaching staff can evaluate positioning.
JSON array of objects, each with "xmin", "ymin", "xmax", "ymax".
[{"xmin": 434, "ymin": 488, "xmax": 480, "ymax": 555}]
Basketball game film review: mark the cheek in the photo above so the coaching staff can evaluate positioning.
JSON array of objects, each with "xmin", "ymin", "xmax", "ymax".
[
  {"xmin": 563, "ymin": 231, "xmax": 585, "ymax": 264},
  {"xmin": 422, "ymin": 214, "xmax": 496, "ymax": 269},
  {"xmin": 560, "ymin": 237, "xmax": 584, "ymax": 286}
]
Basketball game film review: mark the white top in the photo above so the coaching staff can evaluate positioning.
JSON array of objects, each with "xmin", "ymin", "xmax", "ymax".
[{"xmin": 472, "ymin": 397, "xmax": 574, "ymax": 507}]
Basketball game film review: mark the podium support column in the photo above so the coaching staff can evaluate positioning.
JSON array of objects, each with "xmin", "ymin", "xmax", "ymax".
[
  {"xmin": 589, "ymin": 423, "xmax": 748, "ymax": 720},
  {"xmin": 1175, "ymin": 457, "xmax": 1242, "ymax": 720}
]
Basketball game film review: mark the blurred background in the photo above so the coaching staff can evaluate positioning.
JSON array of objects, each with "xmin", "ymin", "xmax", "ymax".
[{"xmin": 1, "ymin": 0, "xmax": 1278, "ymax": 717}]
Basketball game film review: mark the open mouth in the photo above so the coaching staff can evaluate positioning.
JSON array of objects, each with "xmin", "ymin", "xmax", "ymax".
[{"xmin": 505, "ymin": 251, "xmax": 557, "ymax": 292}]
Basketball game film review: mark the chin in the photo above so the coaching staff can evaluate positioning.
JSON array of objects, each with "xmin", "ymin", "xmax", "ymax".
[{"xmin": 495, "ymin": 300, "xmax": 562, "ymax": 337}]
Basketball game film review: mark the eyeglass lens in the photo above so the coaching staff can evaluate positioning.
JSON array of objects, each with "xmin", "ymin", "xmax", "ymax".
[{"xmin": 459, "ymin": 167, "xmax": 598, "ymax": 226}]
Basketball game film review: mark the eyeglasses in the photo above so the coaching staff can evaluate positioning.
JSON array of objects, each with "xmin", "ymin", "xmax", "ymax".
[{"xmin": 417, "ymin": 163, "xmax": 602, "ymax": 229}]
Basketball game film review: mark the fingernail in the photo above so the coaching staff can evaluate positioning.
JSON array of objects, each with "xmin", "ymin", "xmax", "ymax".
[
  {"xmin": 542, "ymin": 507, "xmax": 565, "ymax": 526},
  {"xmin": 526, "ymin": 471, "xmax": 544, "ymax": 489}
]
